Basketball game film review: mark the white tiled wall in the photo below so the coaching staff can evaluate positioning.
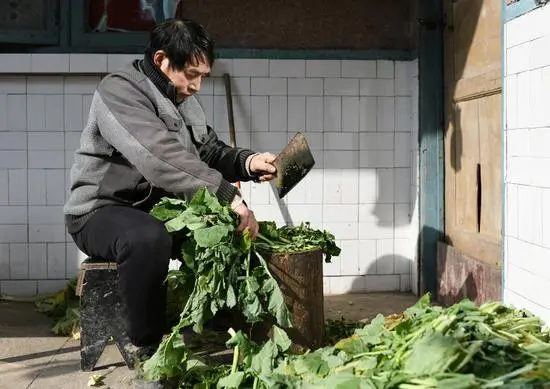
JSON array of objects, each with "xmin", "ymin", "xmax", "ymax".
[
  {"xmin": 504, "ymin": 4, "xmax": 550, "ymax": 324},
  {"xmin": 0, "ymin": 54, "xmax": 419, "ymax": 296}
]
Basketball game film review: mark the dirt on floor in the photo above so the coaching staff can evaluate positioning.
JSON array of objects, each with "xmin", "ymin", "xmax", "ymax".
[
  {"xmin": 324, "ymin": 292, "xmax": 420, "ymax": 322},
  {"xmin": 0, "ymin": 292, "xmax": 419, "ymax": 389}
]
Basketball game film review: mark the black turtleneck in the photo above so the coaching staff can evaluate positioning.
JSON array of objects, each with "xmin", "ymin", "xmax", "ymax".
[{"xmin": 137, "ymin": 54, "xmax": 179, "ymax": 105}]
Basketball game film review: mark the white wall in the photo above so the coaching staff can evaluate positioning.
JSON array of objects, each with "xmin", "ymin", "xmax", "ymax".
[
  {"xmin": 0, "ymin": 54, "xmax": 419, "ymax": 296},
  {"xmin": 504, "ymin": 4, "xmax": 550, "ymax": 324}
]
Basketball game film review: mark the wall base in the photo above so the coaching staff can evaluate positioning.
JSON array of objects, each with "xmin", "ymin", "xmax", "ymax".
[{"xmin": 436, "ymin": 242, "xmax": 501, "ymax": 306}]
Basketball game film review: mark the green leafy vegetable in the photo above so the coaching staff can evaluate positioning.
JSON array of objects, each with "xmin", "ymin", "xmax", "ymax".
[
  {"xmin": 87, "ymin": 374, "xmax": 105, "ymax": 387},
  {"xmin": 34, "ymin": 277, "xmax": 81, "ymax": 338},
  {"xmin": 255, "ymin": 221, "xmax": 341, "ymax": 262},
  {"xmin": 142, "ymin": 188, "xmax": 340, "ymax": 382},
  {"xmin": 148, "ymin": 292, "xmax": 550, "ymax": 388},
  {"xmin": 141, "ymin": 189, "xmax": 550, "ymax": 388}
]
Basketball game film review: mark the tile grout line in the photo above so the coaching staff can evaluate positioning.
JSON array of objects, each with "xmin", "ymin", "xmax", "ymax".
[
  {"xmin": 62, "ymin": 75, "xmax": 67, "ymax": 280},
  {"xmin": 25, "ymin": 76, "xmax": 32, "ymax": 288}
]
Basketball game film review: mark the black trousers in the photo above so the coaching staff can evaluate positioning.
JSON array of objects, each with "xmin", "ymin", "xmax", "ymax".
[{"xmin": 70, "ymin": 205, "xmax": 172, "ymax": 347}]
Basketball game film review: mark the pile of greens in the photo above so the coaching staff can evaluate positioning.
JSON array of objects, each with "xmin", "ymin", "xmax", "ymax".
[
  {"xmin": 34, "ymin": 277, "xmax": 81, "ymax": 339},
  {"xmin": 142, "ymin": 188, "xmax": 341, "ymax": 381},
  {"xmin": 230, "ymin": 294, "xmax": 550, "ymax": 388},
  {"xmin": 149, "ymin": 294, "xmax": 550, "ymax": 389},
  {"xmin": 140, "ymin": 188, "xmax": 550, "ymax": 388}
]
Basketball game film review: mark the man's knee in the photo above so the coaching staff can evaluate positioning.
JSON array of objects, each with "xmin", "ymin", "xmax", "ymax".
[{"xmin": 119, "ymin": 219, "xmax": 172, "ymax": 259}]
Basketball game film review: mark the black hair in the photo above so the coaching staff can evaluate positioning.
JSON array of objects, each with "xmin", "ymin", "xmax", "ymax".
[{"xmin": 145, "ymin": 18, "xmax": 214, "ymax": 71}]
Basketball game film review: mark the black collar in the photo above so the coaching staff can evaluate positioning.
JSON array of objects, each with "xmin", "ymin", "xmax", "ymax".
[{"xmin": 138, "ymin": 54, "xmax": 179, "ymax": 105}]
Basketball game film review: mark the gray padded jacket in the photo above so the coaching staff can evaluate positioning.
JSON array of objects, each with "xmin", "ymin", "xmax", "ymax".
[{"xmin": 63, "ymin": 58, "xmax": 257, "ymax": 233}]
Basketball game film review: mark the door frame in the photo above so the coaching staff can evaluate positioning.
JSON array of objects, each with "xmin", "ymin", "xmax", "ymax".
[{"xmin": 417, "ymin": 0, "xmax": 445, "ymax": 297}]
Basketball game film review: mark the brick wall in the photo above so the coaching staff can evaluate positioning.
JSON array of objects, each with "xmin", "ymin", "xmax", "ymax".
[
  {"xmin": 0, "ymin": 54, "xmax": 419, "ymax": 296},
  {"xmin": 504, "ymin": 5, "xmax": 550, "ymax": 323}
]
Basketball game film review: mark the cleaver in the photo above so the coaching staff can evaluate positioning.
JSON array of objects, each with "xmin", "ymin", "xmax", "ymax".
[{"xmin": 272, "ymin": 132, "xmax": 315, "ymax": 199}]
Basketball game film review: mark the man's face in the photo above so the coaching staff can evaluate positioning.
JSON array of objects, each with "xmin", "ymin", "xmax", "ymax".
[{"xmin": 153, "ymin": 51, "xmax": 211, "ymax": 102}]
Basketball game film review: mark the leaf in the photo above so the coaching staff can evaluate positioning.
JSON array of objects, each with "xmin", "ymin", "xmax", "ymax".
[
  {"xmin": 321, "ymin": 352, "xmax": 347, "ymax": 370},
  {"xmin": 189, "ymin": 187, "xmax": 207, "ymax": 205},
  {"xmin": 333, "ymin": 316, "xmax": 385, "ymax": 355},
  {"xmin": 292, "ymin": 353, "xmax": 330, "ymax": 380},
  {"xmin": 181, "ymin": 240, "xmax": 197, "ymax": 272},
  {"xmin": 165, "ymin": 209, "xmax": 207, "ymax": 232},
  {"xmin": 189, "ymin": 187, "xmax": 226, "ymax": 215},
  {"xmin": 150, "ymin": 197, "xmax": 187, "ymax": 221},
  {"xmin": 87, "ymin": 374, "xmax": 105, "ymax": 387},
  {"xmin": 272, "ymin": 325, "xmax": 292, "ymax": 352},
  {"xmin": 241, "ymin": 293, "xmax": 262, "ymax": 322},
  {"xmin": 433, "ymin": 374, "xmax": 478, "ymax": 389},
  {"xmin": 226, "ymin": 329, "xmax": 258, "ymax": 369},
  {"xmin": 142, "ymin": 336, "xmax": 187, "ymax": 380},
  {"xmin": 407, "ymin": 293, "xmax": 432, "ymax": 312},
  {"xmin": 226, "ymin": 284, "xmax": 237, "ymax": 308},
  {"xmin": 241, "ymin": 229, "xmax": 252, "ymax": 252},
  {"xmin": 262, "ymin": 278, "xmax": 292, "ymax": 328},
  {"xmin": 315, "ymin": 373, "xmax": 363, "ymax": 389},
  {"xmin": 216, "ymin": 372, "xmax": 245, "ymax": 388},
  {"xmin": 258, "ymin": 221, "xmax": 279, "ymax": 240},
  {"xmin": 194, "ymin": 225, "xmax": 231, "ymax": 248},
  {"xmin": 354, "ymin": 314, "xmax": 384, "ymax": 345},
  {"xmin": 404, "ymin": 333, "xmax": 461, "ymax": 376},
  {"xmin": 251, "ymin": 340, "xmax": 278, "ymax": 376},
  {"xmin": 353, "ymin": 357, "xmax": 377, "ymax": 374},
  {"xmin": 246, "ymin": 277, "xmax": 260, "ymax": 294}
]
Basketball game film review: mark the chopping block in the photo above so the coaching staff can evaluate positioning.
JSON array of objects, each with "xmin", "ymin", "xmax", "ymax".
[{"xmin": 262, "ymin": 249, "xmax": 325, "ymax": 351}]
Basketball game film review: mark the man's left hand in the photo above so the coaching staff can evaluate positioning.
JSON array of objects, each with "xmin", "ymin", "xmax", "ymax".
[{"xmin": 249, "ymin": 152, "xmax": 277, "ymax": 181}]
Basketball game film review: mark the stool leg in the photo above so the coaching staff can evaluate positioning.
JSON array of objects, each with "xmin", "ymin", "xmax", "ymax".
[
  {"xmin": 79, "ymin": 264, "xmax": 141, "ymax": 371},
  {"xmin": 113, "ymin": 330, "xmax": 136, "ymax": 370},
  {"xmin": 80, "ymin": 333, "xmax": 109, "ymax": 371},
  {"xmin": 79, "ymin": 267, "xmax": 117, "ymax": 371}
]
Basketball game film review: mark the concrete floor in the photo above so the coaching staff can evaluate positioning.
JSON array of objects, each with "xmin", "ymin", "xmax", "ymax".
[{"xmin": 0, "ymin": 292, "xmax": 419, "ymax": 389}]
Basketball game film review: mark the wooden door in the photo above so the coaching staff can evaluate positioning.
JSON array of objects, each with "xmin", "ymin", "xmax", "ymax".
[{"xmin": 443, "ymin": 0, "xmax": 502, "ymax": 268}]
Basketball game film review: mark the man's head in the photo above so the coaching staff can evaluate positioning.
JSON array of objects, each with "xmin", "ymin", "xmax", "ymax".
[{"xmin": 146, "ymin": 19, "xmax": 214, "ymax": 101}]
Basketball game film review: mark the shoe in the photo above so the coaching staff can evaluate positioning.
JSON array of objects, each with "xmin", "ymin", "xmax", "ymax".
[
  {"xmin": 135, "ymin": 344, "xmax": 159, "ymax": 362},
  {"xmin": 119, "ymin": 342, "xmax": 160, "ymax": 374}
]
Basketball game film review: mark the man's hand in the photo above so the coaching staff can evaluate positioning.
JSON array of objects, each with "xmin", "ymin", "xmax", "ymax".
[
  {"xmin": 249, "ymin": 152, "xmax": 277, "ymax": 182},
  {"xmin": 233, "ymin": 202, "xmax": 259, "ymax": 240}
]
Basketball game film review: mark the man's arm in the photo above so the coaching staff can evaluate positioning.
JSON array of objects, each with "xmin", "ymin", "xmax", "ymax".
[
  {"xmin": 95, "ymin": 74, "xmax": 238, "ymax": 204},
  {"xmin": 196, "ymin": 127, "xmax": 260, "ymax": 183},
  {"xmin": 182, "ymin": 95, "xmax": 259, "ymax": 183}
]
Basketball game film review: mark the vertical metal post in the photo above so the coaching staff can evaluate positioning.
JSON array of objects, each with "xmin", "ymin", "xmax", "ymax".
[{"xmin": 417, "ymin": 0, "xmax": 445, "ymax": 297}]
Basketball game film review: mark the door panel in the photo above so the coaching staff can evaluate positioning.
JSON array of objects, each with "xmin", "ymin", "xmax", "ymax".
[
  {"xmin": 478, "ymin": 94, "xmax": 502, "ymax": 239},
  {"xmin": 443, "ymin": 0, "xmax": 502, "ymax": 268},
  {"xmin": 453, "ymin": 99, "xmax": 480, "ymax": 233}
]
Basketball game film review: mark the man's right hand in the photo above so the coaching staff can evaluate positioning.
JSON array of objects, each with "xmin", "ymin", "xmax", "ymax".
[{"xmin": 233, "ymin": 202, "xmax": 259, "ymax": 240}]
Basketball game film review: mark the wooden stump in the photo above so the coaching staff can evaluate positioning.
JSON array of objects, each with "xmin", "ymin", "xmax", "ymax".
[{"xmin": 266, "ymin": 249, "xmax": 325, "ymax": 350}]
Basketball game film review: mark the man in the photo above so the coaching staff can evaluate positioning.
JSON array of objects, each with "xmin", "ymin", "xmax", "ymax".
[{"xmin": 63, "ymin": 18, "xmax": 276, "ymax": 363}]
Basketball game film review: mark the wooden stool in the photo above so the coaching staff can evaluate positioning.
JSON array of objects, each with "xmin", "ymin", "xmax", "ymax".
[{"xmin": 76, "ymin": 258, "xmax": 136, "ymax": 371}]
